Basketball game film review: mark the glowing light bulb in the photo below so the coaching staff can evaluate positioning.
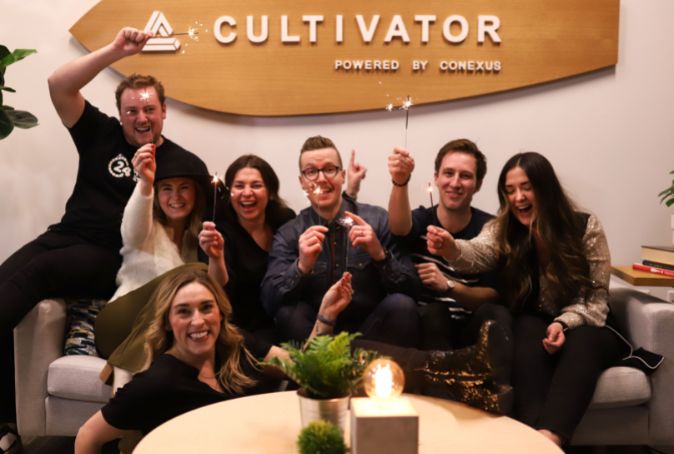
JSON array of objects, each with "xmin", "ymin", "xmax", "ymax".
[{"xmin": 363, "ymin": 358, "xmax": 405, "ymax": 400}]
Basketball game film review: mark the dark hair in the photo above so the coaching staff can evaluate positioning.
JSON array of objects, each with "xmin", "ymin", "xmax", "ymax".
[
  {"xmin": 494, "ymin": 152, "xmax": 592, "ymax": 312},
  {"xmin": 434, "ymin": 139, "xmax": 487, "ymax": 186},
  {"xmin": 225, "ymin": 154, "xmax": 290, "ymax": 226},
  {"xmin": 298, "ymin": 135, "xmax": 343, "ymax": 169},
  {"xmin": 115, "ymin": 74, "xmax": 166, "ymax": 111}
]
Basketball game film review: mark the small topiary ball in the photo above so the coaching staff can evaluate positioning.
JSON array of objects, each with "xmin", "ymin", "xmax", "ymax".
[{"xmin": 297, "ymin": 420, "xmax": 346, "ymax": 454}]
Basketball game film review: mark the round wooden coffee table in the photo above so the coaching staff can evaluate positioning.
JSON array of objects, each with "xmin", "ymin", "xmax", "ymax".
[{"xmin": 134, "ymin": 391, "xmax": 562, "ymax": 453}]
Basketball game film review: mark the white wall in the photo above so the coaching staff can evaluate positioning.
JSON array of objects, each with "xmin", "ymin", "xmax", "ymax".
[{"xmin": 2, "ymin": 0, "xmax": 673, "ymax": 275}]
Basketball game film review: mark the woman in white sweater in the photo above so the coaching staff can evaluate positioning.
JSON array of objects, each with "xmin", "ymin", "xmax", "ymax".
[{"xmin": 95, "ymin": 142, "xmax": 226, "ymax": 364}]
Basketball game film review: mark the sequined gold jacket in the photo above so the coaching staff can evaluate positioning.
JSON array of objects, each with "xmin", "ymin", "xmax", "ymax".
[{"xmin": 452, "ymin": 213, "xmax": 611, "ymax": 329}]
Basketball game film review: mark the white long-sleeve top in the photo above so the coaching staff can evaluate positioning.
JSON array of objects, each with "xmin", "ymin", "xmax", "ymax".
[
  {"xmin": 452, "ymin": 213, "xmax": 611, "ymax": 329},
  {"xmin": 109, "ymin": 183, "xmax": 197, "ymax": 302}
]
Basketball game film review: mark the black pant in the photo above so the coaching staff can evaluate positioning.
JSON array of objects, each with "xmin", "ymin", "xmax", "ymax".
[
  {"xmin": 420, "ymin": 302, "xmax": 513, "ymax": 350},
  {"xmin": 0, "ymin": 230, "xmax": 121, "ymax": 421},
  {"xmin": 275, "ymin": 293, "xmax": 421, "ymax": 348},
  {"xmin": 511, "ymin": 314, "xmax": 624, "ymax": 442}
]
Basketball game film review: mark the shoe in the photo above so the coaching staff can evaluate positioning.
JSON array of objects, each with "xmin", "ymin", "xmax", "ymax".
[
  {"xmin": 420, "ymin": 321, "xmax": 513, "ymax": 415},
  {"xmin": 0, "ymin": 423, "xmax": 21, "ymax": 454}
]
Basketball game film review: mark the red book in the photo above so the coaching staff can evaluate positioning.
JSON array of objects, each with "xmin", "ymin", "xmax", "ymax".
[{"xmin": 632, "ymin": 263, "xmax": 674, "ymax": 278}]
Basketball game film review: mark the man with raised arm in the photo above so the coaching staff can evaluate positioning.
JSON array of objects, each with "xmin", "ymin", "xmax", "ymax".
[
  {"xmin": 0, "ymin": 27, "xmax": 198, "ymax": 447},
  {"xmin": 387, "ymin": 139, "xmax": 511, "ymax": 354},
  {"xmin": 261, "ymin": 136, "xmax": 420, "ymax": 347}
]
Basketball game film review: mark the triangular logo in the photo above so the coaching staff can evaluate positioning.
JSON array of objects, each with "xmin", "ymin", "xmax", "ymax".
[{"xmin": 142, "ymin": 11, "xmax": 181, "ymax": 52}]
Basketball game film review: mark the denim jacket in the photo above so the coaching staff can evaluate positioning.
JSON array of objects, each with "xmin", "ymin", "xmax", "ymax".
[{"xmin": 261, "ymin": 198, "xmax": 419, "ymax": 325}]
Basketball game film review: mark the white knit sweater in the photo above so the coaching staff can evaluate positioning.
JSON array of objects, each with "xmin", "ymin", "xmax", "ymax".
[{"xmin": 109, "ymin": 183, "xmax": 198, "ymax": 302}]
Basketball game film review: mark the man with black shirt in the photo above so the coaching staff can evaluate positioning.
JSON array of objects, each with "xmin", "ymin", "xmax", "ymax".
[
  {"xmin": 388, "ymin": 139, "xmax": 512, "ymax": 353},
  {"xmin": 0, "ymin": 27, "xmax": 197, "ymax": 445}
]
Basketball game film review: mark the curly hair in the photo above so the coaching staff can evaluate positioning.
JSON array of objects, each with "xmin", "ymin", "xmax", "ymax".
[
  {"xmin": 142, "ymin": 268, "xmax": 256, "ymax": 393},
  {"xmin": 494, "ymin": 152, "xmax": 592, "ymax": 312}
]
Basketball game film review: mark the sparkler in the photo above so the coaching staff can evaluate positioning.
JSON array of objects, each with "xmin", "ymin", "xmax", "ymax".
[
  {"xmin": 385, "ymin": 96, "xmax": 413, "ymax": 148},
  {"xmin": 336, "ymin": 216, "xmax": 355, "ymax": 270},
  {"xmin": 401, "ymin": 95, "xmax": 413, "ymax": 149},
  {"xmin": 427, "ymin": 182, "xmax": 439, "ymax": 226},
  {"xmin": 211, "ymin": 172, "xmax": 220, "ymax": 221}
]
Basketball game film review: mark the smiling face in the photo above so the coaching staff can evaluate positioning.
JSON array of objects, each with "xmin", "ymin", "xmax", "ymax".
[
  {"xmin": 299, "ymin": 148, "xmax": 345, "ymax": 216},
  {"xmin": 156, "ymin": 177, "xmax": 196, "ymax": 225},
  {"xmin": 119, "ymin": 86, "xmax": 166, "ymax": 147},
  {"xmin": 434, "ymin": 151, "xmax": 480, "ymax": 212},
  {"xmin": 504, "ymin": 166, "xmax": 539, "ymax": 227},
  {"xmin": 230, "ymin": 167, "xmax": 269, "ymax": 224},
  {"xmin": 167, "ymin": 281, "xmax": 222, "ymax": 362}
]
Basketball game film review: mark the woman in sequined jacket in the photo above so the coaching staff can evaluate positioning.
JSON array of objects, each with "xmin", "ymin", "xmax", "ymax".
[{"xmin": 425, "ymin": 151, "xmax": 625, "ymax": 447}]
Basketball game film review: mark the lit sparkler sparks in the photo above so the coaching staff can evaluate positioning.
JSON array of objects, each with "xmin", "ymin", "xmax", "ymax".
[
  {"xmin": 211, "ymin": 172, "xmax": 221, "ymax": 221},
  {"xmin": 385, "ymin": 96, "xmax": 414, "ymax": 148}
]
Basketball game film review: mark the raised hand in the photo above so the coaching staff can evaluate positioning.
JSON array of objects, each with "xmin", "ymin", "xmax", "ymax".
[
  {"xmin": 199, "ymin": 221, "xmax": 225, "ymax": 260},
  {"xmin": 298, "ymin": 225, "xmax": 328, "ymax": 274},
  {"xmin": 426, "ymin": 225, "xmax": 459, "ymax": 260},
  {"xmin": 344, "ymin": 211, "xmax": 386, "ymax": 261},
  {"xmin": 131, "ymin": 143, "xmax": 156, "ymax": 183},
  {"xmin": 388, "ymin": 146, "xmax": 415, "ymax": 186},
  {"xmin": 318, "ymin": 272, "xmax": 353, "ymax": 320},
  {"xmin": 113, "ymin": 27, "xmax": 153, "ymax": 56},
  {"xmin": 346, "ymin": 149, "xmax": 367, "ymax": 198}
]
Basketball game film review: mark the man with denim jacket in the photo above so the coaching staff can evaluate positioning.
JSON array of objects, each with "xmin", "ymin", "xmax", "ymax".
[{"xmin": 261, "ymin": 136, "xmax": 420, "ymax": 347}]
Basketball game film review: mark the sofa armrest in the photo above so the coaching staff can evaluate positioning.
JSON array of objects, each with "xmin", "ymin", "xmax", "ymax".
[
  {"xmin": 13, "ymin": 299, "xmax": 67, "ymax": 437},
  {"xmin": 608, "ymin": 288, "xmax": 674, "ymax": 445}
]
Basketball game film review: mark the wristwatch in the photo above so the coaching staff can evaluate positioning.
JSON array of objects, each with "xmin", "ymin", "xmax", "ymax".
[{"xmin": 446, "ymin": 279, "xmax": 456, "ymax": 293}]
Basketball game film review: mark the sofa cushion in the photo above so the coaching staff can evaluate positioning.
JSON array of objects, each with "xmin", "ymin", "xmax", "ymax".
[
  {"xmin": 47, "ymin": 356, "xmax": 111, "ymax": 403},
  {"xmin": 588, "ymin": 366, "xmax": 651, "ymax": 409}
]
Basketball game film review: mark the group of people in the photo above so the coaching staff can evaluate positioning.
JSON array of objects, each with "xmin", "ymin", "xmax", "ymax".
[{"xmin": 0, "ymin": 26, "xmax": 642, "ymax": 454}]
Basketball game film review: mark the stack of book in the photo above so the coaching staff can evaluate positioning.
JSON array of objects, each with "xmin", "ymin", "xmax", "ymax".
[{"xmin": 633, "ymin": 245, "xmax": 674, "ymax": 277}]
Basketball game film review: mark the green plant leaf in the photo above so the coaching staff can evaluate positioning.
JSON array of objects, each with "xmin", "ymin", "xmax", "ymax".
[
  {"xmin": 0, "ymin": 48, "xmax": 37, "ymax": 68},
  {"xmin": 0, "ymin": 109, "xmax": 14, "ymax": 139},
  {"xmin": 0, "ymin": 86, "xmax": 15, "ymax": 93},
  {"xmin": 267, "ymin": 332, "xmax": 377, "ymax": 399},
  {"xmin": 7, "ymin": 110, "xmax": 38, "ymax": 128}
]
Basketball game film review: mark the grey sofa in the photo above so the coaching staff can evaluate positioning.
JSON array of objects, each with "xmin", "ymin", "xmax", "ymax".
[{"xmin": 13, "ymin": 288, "xmax": 674, "ymax": 447}]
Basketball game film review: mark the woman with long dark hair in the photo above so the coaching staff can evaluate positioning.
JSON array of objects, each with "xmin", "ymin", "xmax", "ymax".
[
  {"xmin": 218, "ymin": 154, "xmax": 296, "ymax": 340},
  {"xmin": 426, "ymin": 151, "xmax": 625, "ymax": 447}
]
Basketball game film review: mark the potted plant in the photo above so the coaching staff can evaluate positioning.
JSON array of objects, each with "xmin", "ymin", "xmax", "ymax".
[
  {"xmin": 0, "ymin": 45, "xmax": 38, "ymax": 139},
  {"xmin": 297, "ymin": 420, "xmax": 346, "ymax": 454},
  {"xmin": 659, "ymin": 170, "xmax": 674, "ymax": 207},
  {"xmin": 268, "ymin": 332, "xmax": 377, "ymax": 431}
]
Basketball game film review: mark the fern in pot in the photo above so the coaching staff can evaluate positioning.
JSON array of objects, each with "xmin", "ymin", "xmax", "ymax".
[{"xmin": 268, "ymin": 332, "xmax": 377, "ymax": 431}]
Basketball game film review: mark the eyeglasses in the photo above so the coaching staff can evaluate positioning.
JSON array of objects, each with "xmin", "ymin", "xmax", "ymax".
[{"xmin": 301, "ymin": 165, "xmax": 341, "ymax": 181}]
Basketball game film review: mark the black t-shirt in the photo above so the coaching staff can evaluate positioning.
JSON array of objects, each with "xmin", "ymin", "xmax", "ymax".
[
  {"xmin": 51, "ymin": 101, "xmax": 192, "ymax": 250},
  {"xmin": 397, "ymin": 206, "xmax": 497, "ymax": 319},
  {"xmin": 101, "ymin": 332, "xmax": 271, "ymax": 434},
  {"xmin": 219, "ymin": 204, "xmax": 296, "ymax": 331}
]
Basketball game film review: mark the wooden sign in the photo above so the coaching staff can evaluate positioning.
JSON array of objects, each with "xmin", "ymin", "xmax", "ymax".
[{"xmin": 70, "ymin": 0, "xmax": 619, "ymax": 116}]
